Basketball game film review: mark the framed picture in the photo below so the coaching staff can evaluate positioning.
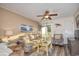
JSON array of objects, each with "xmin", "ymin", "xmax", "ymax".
[
  {"xmin": 76, "ymin": 15, "xmax": 79, "ymax": 28},
  {"xmin": 19, "ymin": 24, "xmax": 32, "ymax": 32}
]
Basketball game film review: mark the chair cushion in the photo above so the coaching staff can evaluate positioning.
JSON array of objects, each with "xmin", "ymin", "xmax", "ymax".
[{"xmin": 54, "ymin": 34, "xmax": 62, "ymax": 39}]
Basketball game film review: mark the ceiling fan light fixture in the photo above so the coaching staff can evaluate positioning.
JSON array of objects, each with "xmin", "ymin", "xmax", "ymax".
[{"xmin": 45, "ymin": 15, "xmax": 49, "ymax": 18}]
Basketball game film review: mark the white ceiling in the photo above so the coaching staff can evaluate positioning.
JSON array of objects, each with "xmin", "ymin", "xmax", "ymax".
[{"xmin": 0, "ymin": 3, "xmax": 79, "ymax": 22}]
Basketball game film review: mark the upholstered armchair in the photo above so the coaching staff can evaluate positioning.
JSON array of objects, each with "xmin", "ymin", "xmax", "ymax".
[{"xmin": 52, "ymin": 34, "xmax": 64, "ymax": 46}]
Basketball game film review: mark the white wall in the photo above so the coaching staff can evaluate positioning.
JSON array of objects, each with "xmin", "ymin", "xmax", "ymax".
[
  {"xmin": 51, "ymin": 16, "xmax": 75, "ymax": 44},
  {"xmin": 41, "ymin": 16, "xmax": 75, "ymax": 44}
]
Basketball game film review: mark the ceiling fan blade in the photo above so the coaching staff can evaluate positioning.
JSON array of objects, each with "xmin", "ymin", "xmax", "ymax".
[
  {"xmin": 55, "ymin": 23, "xmax": 61, "ymax": 26},
  {"xmin": 49, "ymin": 14, "xmax": 58, "ymax": 16},
  {"xmin": 48, "ymin": 17, "xmax": 52, "ymax": 20},
  {"xmin": 37, "ymin": 15, "xmax": 43, "ymax": 17}
]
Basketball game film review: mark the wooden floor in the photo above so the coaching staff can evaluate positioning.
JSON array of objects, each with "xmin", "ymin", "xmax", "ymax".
[
  {"xmin": 25, "ymin": 45, "xmax": 70, "ymax": 56},
  {"xmin": 51, "ymin": 46, "xmax": 65, "ymax": 56}
]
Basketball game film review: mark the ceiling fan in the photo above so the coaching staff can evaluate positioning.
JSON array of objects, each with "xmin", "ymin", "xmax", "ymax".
[
  {"xmin": 37, "ymin": 10, "xmax": 58, "ymax": 20},
  {"xmin": 55, "ymin": 23, "xmax": 61, "ymax": 27}
]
